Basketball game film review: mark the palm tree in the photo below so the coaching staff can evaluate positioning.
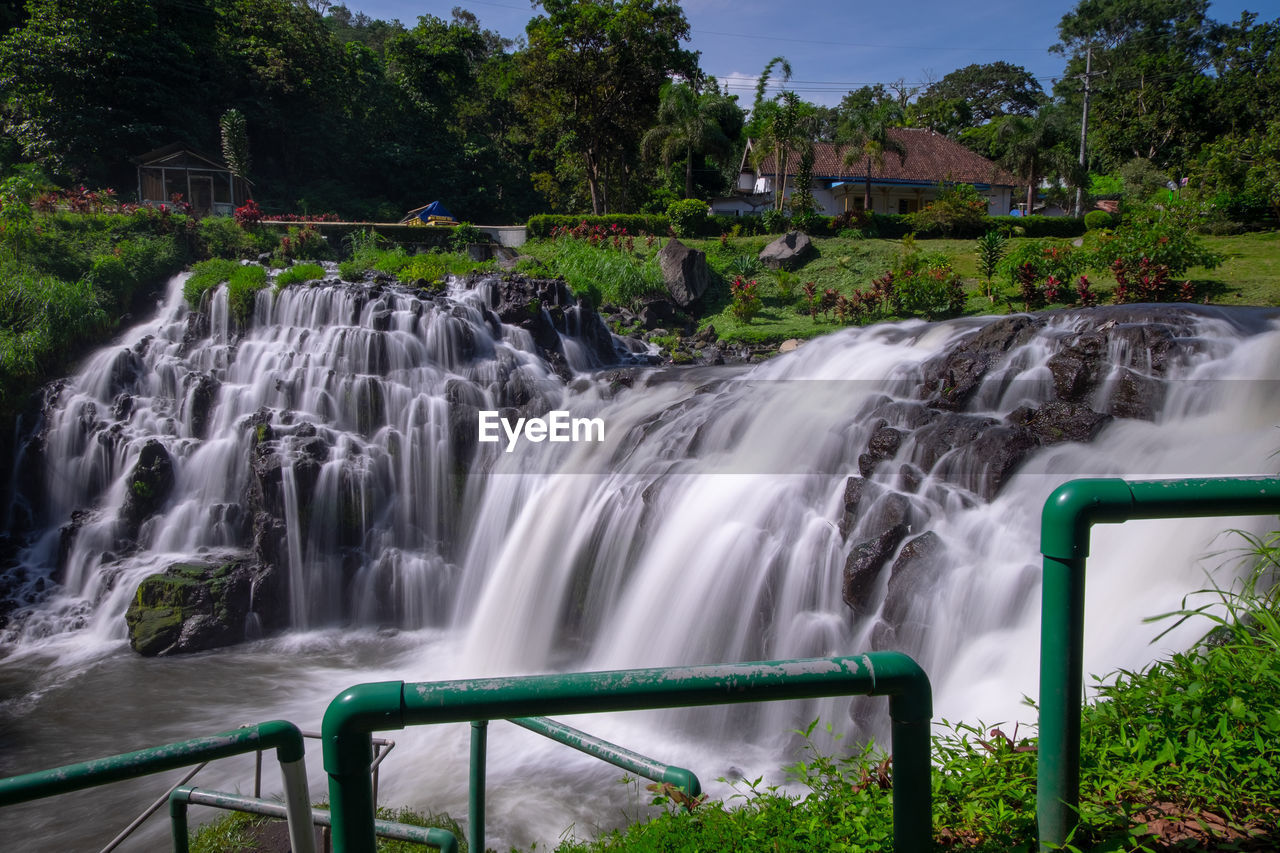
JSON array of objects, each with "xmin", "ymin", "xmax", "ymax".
[
  {"xmin": 839, "ymin": 101, "xmax": 907, "ymax": 212},
  {"xmin": 994, "ymin": 108, "xmax": 1074, "ymax": 215},
  {"xmin": 753, "ymin": 91, "xmax": 810, "ymax": 211},
  {"xmin": 641, "ymin": 82, "xmax": 740, "ymax": 199}
]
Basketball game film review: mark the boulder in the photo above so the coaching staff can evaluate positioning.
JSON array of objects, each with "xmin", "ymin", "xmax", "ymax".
[
  {"xmin": 778, "ymin": 338, "xmax": 801, "ymax": 354},
  {"xmin": 1107, "ymin": 367, "xmax": 1165, "ymax": 421},
  {"xmin": 120, "ymin": 439, "xmax": 174, "ymax": 535},
  {"xmin": 125, "ymin": 559, "xmax": 267, "ymax": 656},
  {"xmin": 1007, "ymin": 402, "xmax": 1112, "ymax": 445},
  {"xmin": 758, "ymin": 231, "xmax": 814, "ymax": 271},
  {"xmin": 1046, "ymin": 332, "xmax": 1106, "ymax": 402},
  {"xmin": 185, "ymin": 373, "xmax": 221, "ymax": 439},
  {"xmin": 923, "ymin": 315, "xmax": 1044, "ymax": 410},
  {"xmin": 657, "ymin": 239, "xmax": 710, "ymax": 307},
  {"xmin": 881, "ymin": 532, "xmax": 947, "ymax": 627},
  {"xmin": 842, "ymin": 492, "xmax": 912, "ymax": 612}
]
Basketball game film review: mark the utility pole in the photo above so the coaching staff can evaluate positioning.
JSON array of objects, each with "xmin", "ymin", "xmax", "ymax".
[{"xmin": 1074, "ymin": 47, "xmax": 1106, "ymax": 217}]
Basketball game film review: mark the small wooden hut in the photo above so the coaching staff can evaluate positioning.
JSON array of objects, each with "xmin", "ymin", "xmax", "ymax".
[{"xmin": 133, "ymin": 144, "xmax": 252, "ymax": 216}]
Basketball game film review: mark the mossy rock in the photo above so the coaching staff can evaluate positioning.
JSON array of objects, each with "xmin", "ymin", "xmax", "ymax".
[{"xmin": 125, "ymin": 559, "xmax": 260, "ymax": 656}]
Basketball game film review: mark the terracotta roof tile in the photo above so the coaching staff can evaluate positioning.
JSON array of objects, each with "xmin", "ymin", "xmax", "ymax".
[{"xmin": 752, "ymin": 128, "xmax": 1018, "ymax": 187}]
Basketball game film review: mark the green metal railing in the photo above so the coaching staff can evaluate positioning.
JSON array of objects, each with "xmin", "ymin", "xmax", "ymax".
[
  {"xmin": 169, "ymin": 786, "xmax": 459, "ymax": 853},
  {"xmin": 1037, "ymin": 475, "xmax": 1280, "ymax": 850},
  {"xmin": 321, "ymin": 653, "xmax": 933, "ymax": 853},
  {"xmin": 465, "ymin": 716, "xmax": 701, "ymax": 853},
  {"xmin": 0, "ymin": 720, "xmax": 316, "ymax": 853}
]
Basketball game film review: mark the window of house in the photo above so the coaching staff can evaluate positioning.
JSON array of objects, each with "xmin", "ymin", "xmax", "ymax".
[{"xmin": 898, "ymin": 199, "xmax": 918, "ymax": 215}]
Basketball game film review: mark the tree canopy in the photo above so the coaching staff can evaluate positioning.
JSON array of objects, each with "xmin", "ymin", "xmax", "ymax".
[{"xmin": 0, "ymin": 0, "xmax": 1275, "ymax": 222}]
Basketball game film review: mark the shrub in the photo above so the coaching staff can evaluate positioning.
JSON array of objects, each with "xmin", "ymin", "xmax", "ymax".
[
  {"xmin": 1091, "ymin": 200, "xmax": 1222, "ymax": 281},
  {"xmin": 226, "ymin": 264, "xmax": 268, "ymax": 322},
  {"xmin": 275, "ymin": 224, "xmax": 331, "ymax": 261},
  {"xmin": 907, "ymin": 182, "xmax": 988, "ymax": 237},
  {"xmin": 1001, "ymin": 240, "xmax": 1088, "ymax": 305},
  {"xmin": 877, "ymin": 238, "xmax": 966, "ymax": 319},
  {"xmin": 1083, "ymin": 210, "xmax": 1114, "ymax": 231},
  {"xmin": 233, "ymin": 199, "xmax": 262, "ymax": 226},
  {"xmin": 182, "ymin": 258, "xmax": 240, "ymax": 307},
  {"xmin": 274, "ymin": 262, "xmax": 326, "ymax": 289},
  {"xmin": 337, "ymin": 259, "xmax": 366, "ymax": 281},
  {"xmin": 760, "ymin": 208, "xmax": 788, "ymax": 233},
  {"xmin": 666, "ymin": 199, "xmax": 709, "ymax": 238},
  {"xmin": 447, "ymin": 222, "xmax": 488, "ymax": 252},
  {"xmin": 198, "ymin": 216, "xmax": 255, "ymax": 258},
  {"xmin": 974, "ymin": 230, "xmax": 1007, "ymax": 300},
  {"xmin": 986, "ymin": 215, "xmax": 1086, "ymax": 238},
  {"xmin": 526, "ymin": 214, "xmax": 668, "ymax": 239},
  {"xmin": 729, "ymin": 277, "xmax": 762, "ymax": 323}
]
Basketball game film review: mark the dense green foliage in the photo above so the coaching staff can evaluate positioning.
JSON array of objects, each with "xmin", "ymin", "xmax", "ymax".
[
  {"xmin": 1, "ymin": 1, "xmax": 1276, "ymax": 223},
  {"xmin": 0, "ymin": 204, "xmax": 192, "ymax": 415},
  {"xmin": 527, "ymin": 214, "xmax": 671, "ymax": 239}
]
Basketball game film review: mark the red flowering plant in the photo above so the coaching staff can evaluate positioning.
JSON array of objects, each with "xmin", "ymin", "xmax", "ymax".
[
  {"xmin": 234, "ymin": 199, "xmax": 263, "ymax": 226},
  {"xmin": 729, "ymin": 277, "xmax": 762, "ymax": 323}
]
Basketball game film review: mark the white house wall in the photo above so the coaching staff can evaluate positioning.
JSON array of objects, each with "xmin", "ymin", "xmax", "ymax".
[{"xmin": 725, "ymin": 176, "xmax": 1014, "ymax": 218}]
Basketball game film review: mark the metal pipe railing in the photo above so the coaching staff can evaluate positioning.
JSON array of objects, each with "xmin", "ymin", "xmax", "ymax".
[
  {"xmin": 462, "ymin": 716, "xmax": 702, "ymax": 853},
  {"xmin": 168, "ymin": 786, "xmax": 458, "ymax": 853},
  {"xmin": 322, "ymin": 652, "xmax": 933, "ymax": 853},
  {"xmin": 1038, "ymin": 476, "xmax": 1280, "ymax": 850},
  {"xmin": 0, "ymin": 720, "xmax": 316, "ymax": 853},
  {"xmin": 510, "ymin": 715, "xmax": 702, "ymax": 798}
]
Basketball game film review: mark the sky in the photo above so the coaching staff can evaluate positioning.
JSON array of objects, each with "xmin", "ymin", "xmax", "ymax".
[{"xmin": 342, "ymin": 0, "xmax": 1269, "ymax": 106}]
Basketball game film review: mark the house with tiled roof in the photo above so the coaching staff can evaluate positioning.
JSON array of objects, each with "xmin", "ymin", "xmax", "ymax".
[{"xmin": 712, "ymin": 128, "xmax": 1018, "ymax": 218}]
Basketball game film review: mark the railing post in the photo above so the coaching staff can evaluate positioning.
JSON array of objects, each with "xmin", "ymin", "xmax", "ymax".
[
  {"xmin": 1037, "ymin": 476, "xmax": 1280, "ymax": 851},
  {"xmin": 1037, "ymin": 552, "xmax": 1087, "ymax": 848},
  {"xmin": 469, "ymin": 721, "xmax": 488, "ymax": 853},
  {"xmin": 323, "ymin": 681, "xmax": 405, "ymax": 853},
  {"xmin": 169, "ymin": 790, "xmax": 190, "ymax": 853}
]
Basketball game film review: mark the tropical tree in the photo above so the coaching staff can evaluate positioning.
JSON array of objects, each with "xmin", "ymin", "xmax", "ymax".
[
  {"xmin": 993, "ymin": 107, "xmax": 1076, "ymax": 215},
  {"xmin": 839, "ymin": 100, "xmax": 907, "ymax": 212},
  {"xmin": 519, "ymin": 0, "xmax": 696, "ymax": 214},
  {"xmin": 641, "ymin": 81, "xmax": 741, "ymax": 199},
  {"xmin": 1053, "ymin": 0, "xmax": 1217, "ymax": 173},
  {"xmin": 753, "ymin": 91, "xmax": 814, "ymax": 212}
]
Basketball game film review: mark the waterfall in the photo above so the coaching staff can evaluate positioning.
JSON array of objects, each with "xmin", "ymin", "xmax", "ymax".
[{"xmin": 2, "ymin": 267, "xmax": 1279, "ymax": 851}]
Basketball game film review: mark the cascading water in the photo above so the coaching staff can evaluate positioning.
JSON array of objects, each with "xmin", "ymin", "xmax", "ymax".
[{"xmin": 2, "ymin": 266, "xmax": 1279, "ymax": 851}]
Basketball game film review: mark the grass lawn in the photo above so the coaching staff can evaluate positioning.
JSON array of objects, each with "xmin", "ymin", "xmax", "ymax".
[
  {"xmin": 683, "ymin": 232, "xmax": 1280, "ymax": 344},
  {"xmin": 520, "ymin": 231, "xmax": 1277, "ymax": 345}
]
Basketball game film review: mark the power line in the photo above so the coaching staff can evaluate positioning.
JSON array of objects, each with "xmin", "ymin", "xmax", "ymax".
[{"xmin": 695, "ymin": 28, "xmax": 1055, "ymax": 52}]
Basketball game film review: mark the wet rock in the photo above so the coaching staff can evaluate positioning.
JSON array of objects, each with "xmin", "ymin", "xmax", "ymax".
[
  {"xmin": 185, "ymin": 373, "xmax": 221, "ymax": 439},
  {"xmin": 881, "ymin": 532, "xmax": 947, "ymax": 628},
  {"xmin": 758, "ymin": 231, "xmax": 814, "ymax": 271},
  {"xmin": 125, "ymin": 559, "xmax": 268, "ymax": 655},
  {"xmin": 1007, "ymin": 402, "xmax": 1112, "ymax": 445},
  {"xmin": 120, "ymin": 439, "xmax": 174, "ymax": 534},
  {"xmin": 108, "ymin": 348, "xmax": 145, "ymax": 396},
  {"xmin": 1107, "ymin": 368, "xmax": 1165, "ymax": 421},
  {"xmin": 838, "ymin": 476, "xmax": 870, "ymax": 539},
  {"xmin": 842, "ymin": 492, "xmax": 912, "ymax": 612},
  {"xmin": 639, "ymin": 299, "xmax": 678, "ymax": 330},
  {"xmin": 924, "ymin": 316, "xmax": 1044, "ymax": 410},
  {"xmin": 960, "ymin": 425, "xmax": 1041, "ymax": 500},
  {"xmin": 1046, "ymin": 332, "xmax": 1106, "ymax": 402},
  {"xmin": 898, "ymin": 463, "xmax": 925, "ymax": 493},
  {"xmin": 568, "ymin": 296, "xmax": 618, "ymax": 365},
  {"xmin": 868, "ymin": 426, "xmax": 903, "ymax": 459},
  {"xmin": 909, "ymin": 412, "xmax": 999, "ymax": 472},
  {"xmin": 657, "ymin": 239, "xmax": 710, "ymax": 307}
]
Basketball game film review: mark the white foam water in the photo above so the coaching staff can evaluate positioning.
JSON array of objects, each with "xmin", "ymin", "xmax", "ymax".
[{"xmin": 2, "ymin": 271, "xmax": 1278, "ymax": 851}]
